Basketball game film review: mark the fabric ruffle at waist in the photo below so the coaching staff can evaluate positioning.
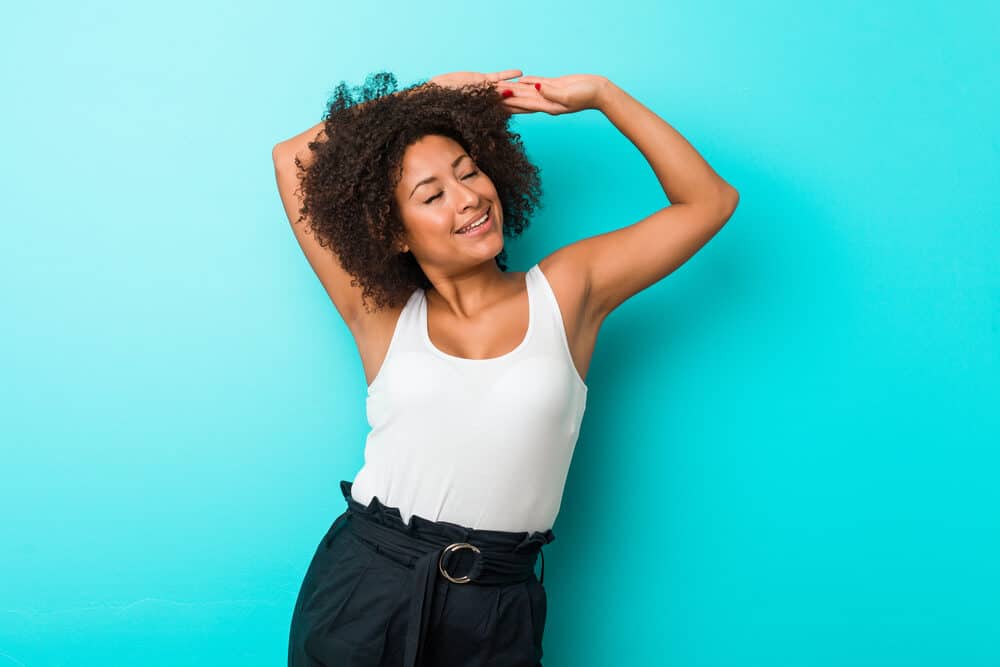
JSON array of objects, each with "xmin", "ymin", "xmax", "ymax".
[{"xmin": 337, "ymin": 479, "xmax": 555, "ymax": 554}]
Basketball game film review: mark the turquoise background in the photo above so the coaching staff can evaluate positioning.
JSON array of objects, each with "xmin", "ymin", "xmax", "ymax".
[{"xmin": 2, "ymin": 0, "xmax": 997, "ymax": 664}]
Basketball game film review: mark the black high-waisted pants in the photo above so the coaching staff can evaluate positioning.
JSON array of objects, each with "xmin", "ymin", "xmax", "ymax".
[{"xmin": 288, "ymin": 480, "xmax": 555, "ymax": 667}]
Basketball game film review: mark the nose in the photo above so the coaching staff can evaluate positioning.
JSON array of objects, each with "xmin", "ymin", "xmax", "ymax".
[{"xmin": 456, "ymin": 180, "xmax": 482, "ymax": 212}]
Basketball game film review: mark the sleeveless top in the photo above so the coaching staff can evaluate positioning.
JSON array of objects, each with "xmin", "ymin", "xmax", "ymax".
[{"xmin": 350, "ymin": 263, "xmax": 589, "ymax": 533}]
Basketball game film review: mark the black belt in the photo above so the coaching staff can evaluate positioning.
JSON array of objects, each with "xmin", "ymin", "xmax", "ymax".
[{"xmin": 330, "ymin": 480, "xmax": 555, "ymax": 667}]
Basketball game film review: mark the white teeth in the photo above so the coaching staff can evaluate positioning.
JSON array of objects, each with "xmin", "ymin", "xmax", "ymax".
[{"xmin": 458, "ymin": 211, "xmax": 489, "ymax": 233}]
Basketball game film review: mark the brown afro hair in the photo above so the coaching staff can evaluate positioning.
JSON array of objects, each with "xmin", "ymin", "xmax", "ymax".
[{"xmin": 292, "ymin": 71, "xmax": 544, "ymax": 314}]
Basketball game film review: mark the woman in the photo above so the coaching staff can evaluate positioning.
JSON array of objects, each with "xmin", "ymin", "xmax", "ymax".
[{"xmin": 273, "ymin": 69, "xmax": 739, "ymax": 667}]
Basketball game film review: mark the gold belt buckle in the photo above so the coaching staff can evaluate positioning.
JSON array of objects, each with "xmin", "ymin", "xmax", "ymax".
[{"xmin": 438, "ymin": 542, "xmax": 481, "ymax": 584}]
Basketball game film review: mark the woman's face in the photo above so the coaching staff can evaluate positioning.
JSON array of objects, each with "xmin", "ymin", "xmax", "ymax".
[{"xmin": 394, "ymin": 134, "xmax": 503, "ymax": 267}]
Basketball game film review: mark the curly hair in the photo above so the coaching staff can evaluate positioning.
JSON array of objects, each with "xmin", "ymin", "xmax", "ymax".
[{"xmin": 293, "ymin": 71, "xmax": 543, "ymax": 314}]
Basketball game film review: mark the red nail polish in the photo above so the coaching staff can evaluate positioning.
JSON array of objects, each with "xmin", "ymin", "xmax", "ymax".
[
  {"xmin": 534, "ymin": 83, "xmax": 541, "ymax": 91},
  {"xmin": 502, "ymin": 89, "xmax": 513, "ymax": 98}
]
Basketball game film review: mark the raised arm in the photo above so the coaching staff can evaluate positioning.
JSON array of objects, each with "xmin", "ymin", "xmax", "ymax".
[
  {"xmin": 512, "ymin": 75, "xmax": 739, "ymax": 322},
  {"xmin": 271, "ymin": 122, "xmax": 371, "ymax": 326}
]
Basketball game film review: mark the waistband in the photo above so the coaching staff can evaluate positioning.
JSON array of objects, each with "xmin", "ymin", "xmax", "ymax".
[{"xmin": 327, "ymin": 480, "xmax": 555, "ymax": 667}]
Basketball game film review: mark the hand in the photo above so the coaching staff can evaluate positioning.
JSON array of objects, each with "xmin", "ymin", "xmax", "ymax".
[
  {"xmin": 497, "ymin": 74, "xmax": 610, "ymax": 115},
  {"xmin": 428, "ymin": 69, "xmax": 523, "ymax": 90}
]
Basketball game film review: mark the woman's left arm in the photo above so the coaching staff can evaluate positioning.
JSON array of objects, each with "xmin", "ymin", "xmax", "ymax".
[{"xmin": 511, "ymin": 75, "xmax": 739, "ymax": 321}]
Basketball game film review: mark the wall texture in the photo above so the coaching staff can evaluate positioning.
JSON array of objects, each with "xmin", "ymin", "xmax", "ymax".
[{"xmin": 1, "ymin": 0, "xmax": 997, "ymax": 665}]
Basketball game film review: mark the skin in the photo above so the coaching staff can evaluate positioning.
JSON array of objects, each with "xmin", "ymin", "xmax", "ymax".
[{"xmin": 392, "ymin": 133, "xmax": 519, "ymax": 321}]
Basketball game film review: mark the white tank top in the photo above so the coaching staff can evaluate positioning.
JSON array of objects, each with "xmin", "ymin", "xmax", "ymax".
[{"xmin": 350, "ymin": 263, "xmax": 589, "ymax": 533}]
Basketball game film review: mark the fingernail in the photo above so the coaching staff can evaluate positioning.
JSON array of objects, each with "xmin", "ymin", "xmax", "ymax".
[
  {"xmin": 534, "ymin": 83, "xmax": 541, "ymax": 91},
  {"xmin": 502, "ymin": 89, "xmax": 513, "ymax": 98}
]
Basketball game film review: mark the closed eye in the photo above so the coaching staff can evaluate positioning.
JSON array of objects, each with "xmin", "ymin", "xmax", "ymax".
[{"xmin": 424, "ymin": 171, "xmax": 479, "ymax": 204}]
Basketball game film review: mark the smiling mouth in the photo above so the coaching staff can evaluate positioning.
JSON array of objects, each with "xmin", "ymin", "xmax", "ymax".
[{"xmin": 456, "ymin": 207, "xmax": 491, "ymax": 234}]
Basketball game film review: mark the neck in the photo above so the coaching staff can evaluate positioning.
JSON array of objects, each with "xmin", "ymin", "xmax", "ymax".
[{"xmin": 424, "ymin": 261, "xmax": 516, "ymax": 320}]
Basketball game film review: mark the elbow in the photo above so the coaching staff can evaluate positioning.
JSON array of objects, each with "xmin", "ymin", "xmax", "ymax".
[
  {"xmin": 722, "ymin": 183, "xmax": 740, "ymax": 207},
  {"xmin": 272, "ymin": 142, "xmax": 288, "ymax": 165},
  {"xmin": 272, "ymin": 143, "xmax": 302, "ymax": 175},
  {"xmin": 715, "ymin": 184, "xmax": 740, "ymax": 224}
]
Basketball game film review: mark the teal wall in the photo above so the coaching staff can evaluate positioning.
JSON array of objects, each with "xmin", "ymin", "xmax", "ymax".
[{"xmin": 2, "ymin": 0, "xmax": 997, "ymax": 665}]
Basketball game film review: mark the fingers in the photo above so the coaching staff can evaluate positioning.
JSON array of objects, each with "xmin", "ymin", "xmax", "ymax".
[
  {"xmin": 495, "ymin": 79, "xmax": 539, "ymax": 90},
  {"xmin": 486, "ymin": 69, "xmax": 523, "ymax": 81},
  {"xmin": 498, "ymin": 81, "xmax": 550, "ymax": 104},
  {"xmin": 510, "ymin": 76, "xmax": 551, "ymax": 96},
  {"xmin": 493, "ymin": 80, "xmax": 539, "ymax": 97},
  {"xmin": 501, "ymin": 96, "xmax": 567, "ymax": 115}
]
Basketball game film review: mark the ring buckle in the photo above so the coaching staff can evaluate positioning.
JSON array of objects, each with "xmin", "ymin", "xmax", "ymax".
[{"xmin": 438, "ymin": 542, "xmax": 481, "ymax": 584}]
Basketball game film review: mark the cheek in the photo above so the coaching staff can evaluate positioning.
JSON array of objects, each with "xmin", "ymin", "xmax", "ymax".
[
  {"xmin": 401, "ymin": 209, "xmax": 442, "ymax": 234},
  {"xmin": 414, "ymin": 213, "xmax": 456, "ymax": 239}
]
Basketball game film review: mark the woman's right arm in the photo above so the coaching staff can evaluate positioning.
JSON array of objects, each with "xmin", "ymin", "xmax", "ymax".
[
  {"xmin": 270, "ymin": 77, "xmax": 438, "ymax": 325},
  {"xmin": 273, "ymin": 118, "xmax": 328, "ymax": 167},
  {"xmin": 272, "ymin": 124, "xmax": 367, "ymax": 327}
]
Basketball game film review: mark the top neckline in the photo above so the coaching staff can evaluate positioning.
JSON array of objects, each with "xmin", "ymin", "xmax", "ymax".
[{"xmin": 420, "ymin": 265, "xmax": 537, "ymax": 363}]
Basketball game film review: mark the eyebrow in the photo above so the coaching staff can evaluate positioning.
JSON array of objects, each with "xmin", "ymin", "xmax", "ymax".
[{"xmin": 408, "ymin": 154, "xmax": 471, "ymax": 199}]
